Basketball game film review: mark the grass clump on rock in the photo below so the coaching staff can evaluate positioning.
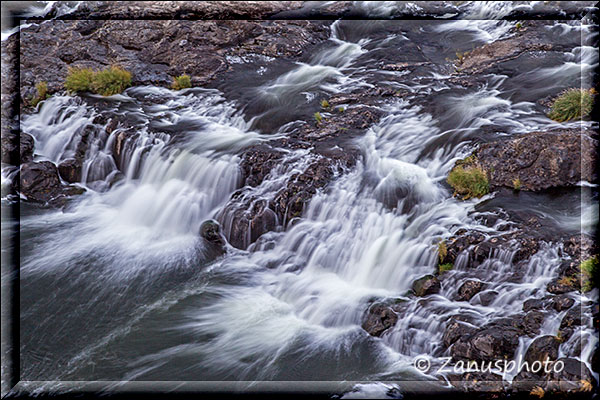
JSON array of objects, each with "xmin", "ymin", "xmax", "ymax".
[
  {"xmin": 65, "ymin": 67, "xmax": 95, "ymax": 93},
  {"xmin": 580, "ymin": 256, "xmax": 598, "ymax": 292},
  {"xmin": 438, "ymin": 263, "xmax": 453, "ymax": 275},
  {"xmin": 65, "ymin": 65, "xmax": 132, "ymax": 96},
  {"xmin": 172, "ymin": 74, "xmax": 191, "ymax": 90},
  {"xmin": 31, "ymin": 81, "xmax": 50, "ymax": 107},
  {"xmin": 548, "ymin": 88, "xmax": 594, "ymax": 122},
  {"xmin": 447, "ymin": 158, "xmax": 489, "ymax": 200}
]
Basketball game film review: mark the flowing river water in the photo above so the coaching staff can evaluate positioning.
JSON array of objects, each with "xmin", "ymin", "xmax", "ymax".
[{"xmin": 1, "ymin": 1, "xmax": 598, "ymax": 397}]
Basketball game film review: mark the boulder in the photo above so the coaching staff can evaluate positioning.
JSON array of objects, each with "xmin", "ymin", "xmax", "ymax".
[
  {"xmin": 524, "ymin": 335, "xmax": 560, "ymax": 365},
  {"xmin": 58, "ymin": 158, "xmax": 82, "ymax": 183},
  {"xmin": 474, "ymin": 129, "xmax": 596, "ymax": 192},
  {"xmin": 361, "ymin": 303, "xmax": 398, "ymax": 337},
  {"xmin": 456, "ymin": 280, "xmax": 485, "ymax": 302},
  {"xmin": 20, "ymin": 161, "xmax": 84, "ymax": 203},
  {"xmin": 412, "ymin": 275, "xmax": 441, "ymax": 297}
]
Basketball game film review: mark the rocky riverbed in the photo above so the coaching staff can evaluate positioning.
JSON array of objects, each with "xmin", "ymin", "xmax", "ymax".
[{"xmin": 2, "ymin": 1, "xmax": 598, "ymax": 398}]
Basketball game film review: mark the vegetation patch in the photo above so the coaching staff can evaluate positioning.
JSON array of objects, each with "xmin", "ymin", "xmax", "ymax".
[
  {"xmin": 64, "ymin": 67, "xmax": 95, "ymax": 93},
  {"xmin": 65, "ymin": 65, "xmax": 132, "ymax": 96},
  {"xmin": 548, "ymin": 88, "xmax": 594, "ymax": 122},
  {"xmin": 447, "ymin": 159, "xmax": 489, "ymax": 200},
  {"xmin": 437, "ymin": 240, "xmax": 447, "ymax": 263},
  {"xmin": 314, "ymin": 111, "xmax": 323, "ymax": 125},
  {"xmin": 320, "ymin": 99, "xmax": 330, "ymax": 109},
  {"xmin": 438, "ymin": 263, "xmax": 453, "ymax": 275},
  {"xmin": 31, "ymin": 81, "xmax": 50, "ymax": 108},
  {"xmin": 172, "ymin": 74, "xmax": 192, "ymax": 90},
  {"xmin": 580, "ymin": 256, "xmax": 598, "ymax": 292},
  {"xmin": 512, "ymin": 178, "xmax": 521, "ymax": 191}
]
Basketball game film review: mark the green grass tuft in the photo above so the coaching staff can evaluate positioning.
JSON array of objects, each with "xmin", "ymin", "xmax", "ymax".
[
  {"xmin": 314, "ymin": 111, "xmax": 323, "ymax": 124},
  {"xmin": 31, "ymin": 81, "xmax": 50, "ymax": 107},
  {"xmin": 91, "ymin": 66, "xmax": 132, "ymax": 96},
  {"xmin": 65, "ymin": 65, "xmax": 132, "ymax": 96},
  {"xmin": 320, "ymin": 99, "xmax": 330, "ymax": 109},
  {"xmin": 580, "ymin": 256, "xmax": 598, "ymax": 292},
  {"xmin": 447, "ymin": 164, "xmax": 489, "ymax": 199},
  {"xmin": 438, "ymin": 240, "xmax": 447, "ymax": 263},
  {"xmin": 512, "ymin": 178, "xmax": 521, "ymax": 191},
  {"xmin": 65, "ymin": 67, "xmax": 95, "ymax": 93},
  {"xmin": 172, "ymin": 74, "xmax": 192, "ymax": 90},
  {"xmin": 438, "ymin": 263, "xmax": 453, "ymax": 275},
  {"xmin": 548, "ymin": 88, "xmax": 594, "ymax": 122}
]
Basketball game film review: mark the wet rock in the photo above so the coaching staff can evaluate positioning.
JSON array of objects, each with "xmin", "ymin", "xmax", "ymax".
[
  {"xmin": 361, "ymin": 303, "xmax": 398, "ymax": 337},
  {"xmin": 451, "ymin": 325, "xmax": 521, "ymax": 362},
  {"xmin": 562, "ymin": 234, "xmax": 597, "ymax": 262},
  {"xmin": 471, "ymin": 290, "xmax": 498, "ymax": 306},
  {"xmin": 547, "ymin": 279, "xmax": 576, "ymax": 295},
  {"xmin": 456, "ymin": 279, "xmax": 485, "ymax": 302},
  {"xmin": 20, "ymin": 161, "xmax": 84, "ymax": 204},
  {"xmin": 20, "ymin": 133, "xmax": 35, "ymax": 163},
  {"xmin": 558, "ymin": 305, "xmax": 582, "ymax": 341},
  {"xmin": 1, "ymin": 130, "xmax": 35, "ymax": 165},
  {"xmin": 412, "ymin": 275, "xmax": 441, "ymax": 297},
  {"xmin": 443, "ymin": 318, "xmax": 477, "ymax": 348},
  {"xmin": 58, "ymin": 158, "xmax": 82, "ymax": 183},
  {"xmin": 447, "ymin": 371, "xmax": 505, "ymax": 394},
  {"xmin": 524, "ymin": 335, "xmax": 561, "ymax": 365},
  {"xmin": 546, "ymin": 358, "xmax": 597, "ymax": 394},
  {"xmin": 552, "ymin": 294, "xmax": 575, "ymax": 312},
  {"xmin": 520, "ymin": 311, "xmax": 545, "ymax": 337},
  {"xmin": 19, "ymin": 16, "xmax": 328, "ymax": 97},
  {"xmin": 523, "ymin": 298, "xmax": 546, "ymax": 312},
  {"xmin": 474, "ymin": 129, "xmax": 597, "ymax": 192},
  {"xmin": 200, "ymin": 219, "xmax": 226, "ymax": 250}
]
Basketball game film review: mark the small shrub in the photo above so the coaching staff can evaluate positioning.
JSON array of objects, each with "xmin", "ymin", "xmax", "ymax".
[
  {"xmin": 65, "ymin": 67, "xmax": 95, "ymax": 93},
  {"xmin": 31, "ymin": 81, "xmax": 50, "ymax": 107},
  {"xmin": 515, "ymin": 22, "xmax": 523, "ymax": 29},
  {"xmin": 172, "ymin": 74, "xmax": 191, "ymax": 90},
  {"xmin": 314, "ymin": 112, "xmax": 323, "ymax": 124},
  {"xmin": 512, "ymin": 178, "xmax": 521, "ymax": 191},
  {"xmin": 548, "ymin": 88, "xmax": 594, "ymax": 122},
  {"xmin": 580, "ymin": 256, "xmax": 598, "ymax": 292},
  {"xmin": 438, "ymin": 263, "xmax": 453, "ymax": 275},
  {"xmin": 320, "ymin": 99, "xmax": 330, "ymax": 108},
  {"xmin": 338, "ymin": 106, "xmax": 345, "ymax": 113},
  {"xmin": 437, "ymin": 240, "xmax": 447, "ymax": 263},
  {"xmin": 557, "ymin": 275, "xmax": 575, "ymax": 287},
  {"xmin": 91, "ymin": 65, "xmax": 132, "ymax": 96},
  {"xmin": 447, "ymin": 164, "xmax": 489, "ymax": 199}
]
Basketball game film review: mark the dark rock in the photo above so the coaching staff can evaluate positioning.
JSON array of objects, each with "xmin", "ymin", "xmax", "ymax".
[
  {"xmin": 20, "ymin": 161, "xmax": 83, "ymax": 203},
  {"xmin": 521, "ymin": 311, "xmax": 545, "ymax": 337},
  {"xmin": 524, "ymin": 335, "xmax": 561, "ymax": 365},
  {"xmin": 472, "ymin": 290, "xmax": 498, "ymax": 306},
  {"xmin": 547, "ymin": 279, "xmax": 576, "ymax": 295},
  {"xmin": 200, "ymin": 220, "xmax": 226, "ymax": 249},
  {"xmin": 546, "ymin": 358, "xmax": 597, "ymax": 394},
  {"xmin": 451, "ymin": 325, "xmax": 521, "ymax": 362},
  {"xmin": 523, "ymin": 298, "xmax": 546, "ymax": 312},
  {"xmin": 58, "ymin": 158, "xmax": 82, "ymax": 183},
  {"xmin": 1, "ymin": 130, "xmax": 34, "ymax": 165},
  {"xmin": 563, "ymin": 234, "xmax": 597, "ymax": 262},
  {"xmin": 552, "ymin": 295, "xmax": 575, "ymax": 312},
  {"xmin": 443, "ymin": 318, "xmax": 477, "ymax": 348},
  {"xmin": 474, "ymin": 129, "xmax": 596, "ymax": 192},
  {"xmin": 558, "ymin": 306, "xmax": 583, "ymax": 342},
  {"xmin": 412, "ymin": 275, "xmax": 441, "ymax": 297},
  {"xmin": 361, "ymin": 303, "xmax": 398, "ymax": 337},
  {"xmin": 447, "ymin": 371, "xmax": 505, "ymax": 393},
  {"xmin": 19, "ymin": 16, "xmax": 329, "ymax": 98},
  {"xmin": 20, "ymin": 133, "xmax": 35, "ymax": 163},
  {"xmin": 456, "ymin": 280, "xmax": 485, "ymax": 302}
]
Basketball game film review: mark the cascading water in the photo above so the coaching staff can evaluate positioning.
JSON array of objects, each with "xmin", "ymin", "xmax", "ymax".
[{"xmin": 4, "ymin": 1, "xmax": 598, "ymax": 398}]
